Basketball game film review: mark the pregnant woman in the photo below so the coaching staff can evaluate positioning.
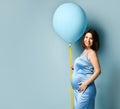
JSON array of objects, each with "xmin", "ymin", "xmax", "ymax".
[{"xmin": 71, "ymin": 29, "xmax": 101, "ymax": 109}]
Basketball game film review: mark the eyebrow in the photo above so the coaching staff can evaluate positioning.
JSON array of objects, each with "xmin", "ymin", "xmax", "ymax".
[{"xmin": 85, "ymin": 35, "xmax": 93, "ymax": 38}]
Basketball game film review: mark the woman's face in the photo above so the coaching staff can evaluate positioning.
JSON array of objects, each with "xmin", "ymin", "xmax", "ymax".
[{"xmin": 84, "ymin": 32, "xmax": 93, "ymax": 49}]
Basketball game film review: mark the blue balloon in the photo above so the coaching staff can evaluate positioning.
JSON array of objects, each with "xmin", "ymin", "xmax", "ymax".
[{"xmin": 53, "ymin": 3, "xmax": 87, "ymax": 43}]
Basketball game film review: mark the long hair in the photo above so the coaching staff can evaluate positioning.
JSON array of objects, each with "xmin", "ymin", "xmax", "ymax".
[{"xmin": 82, "ymin": 28, "xmax": 100, "ymax": 51}]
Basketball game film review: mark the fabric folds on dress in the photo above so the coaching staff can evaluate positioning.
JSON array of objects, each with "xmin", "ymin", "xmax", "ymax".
[{"xmin": 71, "ymin": 53, "xmax": 96, "ymax": 109}]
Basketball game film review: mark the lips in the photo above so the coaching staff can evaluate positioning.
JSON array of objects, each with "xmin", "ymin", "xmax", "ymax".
[{"xmin": 85, "ymin": 42, "xmax": 90, "ymax": 46}]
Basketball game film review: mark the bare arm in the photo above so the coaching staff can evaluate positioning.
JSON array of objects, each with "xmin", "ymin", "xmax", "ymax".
[
  {"xmin": 86, "ymin": 51, "xmax": 101, "ymax": 85},
  {"xmin": 78, "ymin": 50, "xmax": 101, "ymax": 92}
]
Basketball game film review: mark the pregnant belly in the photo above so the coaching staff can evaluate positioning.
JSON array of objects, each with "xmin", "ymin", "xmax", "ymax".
[{"xmin": 71, "ymin": 74, "xmax": 91, "ymax": 90}]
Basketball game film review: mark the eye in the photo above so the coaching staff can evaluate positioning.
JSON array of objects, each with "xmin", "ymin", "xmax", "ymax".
[
  {"xmin": 85, "ymin": 36, "xmax": 88, "ymax": 38},
  {"xmin": 90, "ymin": 37, "xmax": 93, "ymax": 40}
]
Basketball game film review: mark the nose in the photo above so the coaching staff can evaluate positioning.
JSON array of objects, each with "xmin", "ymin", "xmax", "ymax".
[{"xmin": 87, "ymin": 38, "xmax": 90, "ymax": 42}]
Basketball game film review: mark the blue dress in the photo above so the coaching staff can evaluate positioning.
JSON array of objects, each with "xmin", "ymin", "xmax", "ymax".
[{"xmin": 71, "ymin": 53, "xmax": 96, "ymax": 109}]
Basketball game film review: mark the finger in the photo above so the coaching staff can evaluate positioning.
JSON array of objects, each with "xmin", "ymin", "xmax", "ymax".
[
  {"xmin": 78, "ymin": 87, "xmax": 81, "ymax": 92},
  {"xmin": 78, "ymin": 87, "xmax": 83, "ymax": 92},
  {"xmin": 78, "ymin": 89, "xmax": 83, "ymax": 93},
  {"xmin": 78, "ymin": 88, "xmax": 81, "ymax": 92},
  {"xmin": 78, "ymin": 82, "xmax": 82, "ymax": 85},
  {"xmin": 82, "ymin": 87, "xmax": 87, "ymax": 94}
]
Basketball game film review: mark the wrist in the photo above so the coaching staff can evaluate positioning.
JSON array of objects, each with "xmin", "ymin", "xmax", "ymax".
[{"xmin": 85, "ymin": 81, "xmax": 89, "ymax": 86}]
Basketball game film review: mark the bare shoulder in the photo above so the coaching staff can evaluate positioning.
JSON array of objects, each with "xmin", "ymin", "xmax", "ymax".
[
  {"xmin": 89, "ymin": 50, "xmax": 97, "ymax": 56},
  {"xmin": 88, "ymin": 49, "xmax": 98, "ymax": 60}
]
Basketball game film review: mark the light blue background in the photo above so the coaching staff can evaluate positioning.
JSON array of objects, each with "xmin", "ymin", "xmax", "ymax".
[{"xmin": 0, "ymin": 0, "xmax": 120, "ymax": 109}]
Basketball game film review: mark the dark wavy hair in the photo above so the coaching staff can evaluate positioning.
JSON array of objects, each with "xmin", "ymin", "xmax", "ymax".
[{"xmin": 82, "ymin": 28, "xmax": 100, "ymax": 51}]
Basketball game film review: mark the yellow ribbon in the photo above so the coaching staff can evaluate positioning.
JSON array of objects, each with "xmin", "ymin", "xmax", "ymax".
[{"xmin": 68, "ymin": 44, "xmax": 74, "ymax": 109}]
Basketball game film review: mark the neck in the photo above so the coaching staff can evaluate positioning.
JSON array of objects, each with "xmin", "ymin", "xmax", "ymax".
[{"xmin": 85, "ymin": 48, "xmax": 91, "ymax": 51}]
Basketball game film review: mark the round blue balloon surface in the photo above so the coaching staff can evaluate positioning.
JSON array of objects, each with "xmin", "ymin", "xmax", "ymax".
[{"xmin": 53, "ymin": 3, "xmax": 87, "ymax": 43}]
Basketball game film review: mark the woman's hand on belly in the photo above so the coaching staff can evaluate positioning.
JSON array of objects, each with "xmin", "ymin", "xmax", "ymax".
[{"xmin": 78, "ymin": 81, "xmax": 88, "ymax": 93}]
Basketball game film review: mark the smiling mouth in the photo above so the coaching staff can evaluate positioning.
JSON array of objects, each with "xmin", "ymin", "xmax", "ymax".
[{"xmin": 85, "ymin": 42, "xmax": 90, "ymax": 45}]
